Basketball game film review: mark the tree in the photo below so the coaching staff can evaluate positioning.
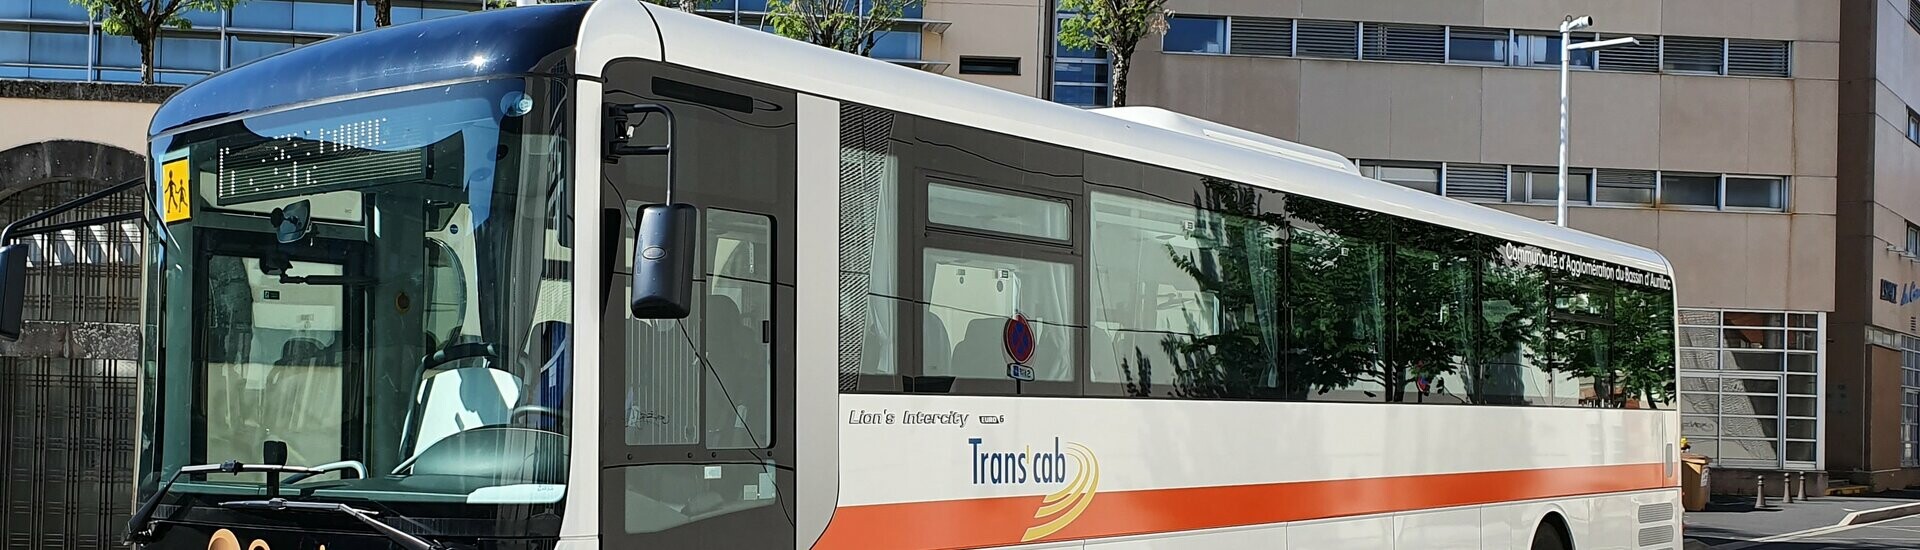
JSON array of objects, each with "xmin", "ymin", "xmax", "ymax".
[
  {"xmin": 1056, "ymin": 0, "xmax": 1170, "ymax": 107},
  {"xmin": 72, "ymin": 0, "xmax": 244, "ymax": 85},
  {"xmin": 764, "ymin": 0, "xmax": 920, "ymax": 57}
]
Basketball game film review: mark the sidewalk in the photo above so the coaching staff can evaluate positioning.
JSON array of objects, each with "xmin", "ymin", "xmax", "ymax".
[{"xmin": 1683, "ymin": 490, "xmax": 1920, "ymax": 549}]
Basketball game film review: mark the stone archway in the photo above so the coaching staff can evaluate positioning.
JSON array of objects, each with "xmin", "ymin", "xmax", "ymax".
[
  {"xmin": 0, "ymin": 139, "xmax": 145, "ymax": 549},
  {"xmin": 0, "ymin": 139, "xmax": 145, "ymax": 203}
]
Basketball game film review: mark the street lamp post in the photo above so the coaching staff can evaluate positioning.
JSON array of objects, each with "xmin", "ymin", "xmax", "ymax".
[{"xmin": 1556, "ymin": 16, "xmax": 1639, "ymax": 227}]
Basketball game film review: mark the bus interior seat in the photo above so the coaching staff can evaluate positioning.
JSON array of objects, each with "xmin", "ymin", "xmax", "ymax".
[
  {"xmin": 1025, "ymin": 324, "xmax": 1069, "ymax": 381},
  {"xmin": 255, "ymin": 337, "xmax": 342, "ymax": 467},
  {"xmin": 952, "ymin": 318, "xmax": 1007, "ymax": 380},
  {"xmin": 921, "ymin": 311, "xmax": 951, "ymax": 376}
]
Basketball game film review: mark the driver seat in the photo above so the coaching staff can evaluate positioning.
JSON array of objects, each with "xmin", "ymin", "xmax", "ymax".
[{"xmin": 404, "ymin": 339, "xmax": 522, "ymax": 457}]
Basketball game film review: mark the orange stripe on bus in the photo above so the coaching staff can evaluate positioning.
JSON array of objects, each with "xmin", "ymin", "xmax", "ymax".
[{"xmin": 814, "ymin": 462, "xmax": 1673, "ymax": 549}]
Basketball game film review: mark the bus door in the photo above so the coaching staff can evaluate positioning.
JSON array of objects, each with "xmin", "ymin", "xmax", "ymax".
[
  {"xmin": 598, "ymin": 59, "xmax": 797, "ymax": 547},
  {"xmin": 193, "ymin": 227, "xmax": 367, "ymax": 475}
]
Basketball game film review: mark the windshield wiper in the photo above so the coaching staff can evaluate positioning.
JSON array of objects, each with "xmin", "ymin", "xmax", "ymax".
[
  {"xmin": 221, "ymin": 498, "xmax": 451, "ymax": 550},
  {"xmin": 127, "ymin": 460, "xmax": 322, "ymax": 542}
]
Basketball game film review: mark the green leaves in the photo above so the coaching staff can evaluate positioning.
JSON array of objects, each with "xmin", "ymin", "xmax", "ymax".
[
  {"xmin": 71, "ymin": 0, "xmax": 242, "ymax": 83},
  {"xmin": 1056, "ymin": 0, "xmax": 1168, "ymax": 53},
  {"xmin": 764, "ymin": 0, "xmax": 920, "ymax": 57}
]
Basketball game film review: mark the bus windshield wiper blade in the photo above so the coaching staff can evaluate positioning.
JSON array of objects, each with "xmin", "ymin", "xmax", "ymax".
[
  {"xmin": 127, "ymin": 460, "xmax": 322, "ymax": 542},
  {"xmin": 221, "ymin": 498, "xmax": 450, "ymax": 550}
]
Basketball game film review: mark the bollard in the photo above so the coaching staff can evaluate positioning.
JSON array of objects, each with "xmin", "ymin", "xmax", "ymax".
[
  {"xmin": 1756, "ymin": 476, "xmax": 1766, "ymax": 508},
  {"xmin": 1784, "ymin": 472, "xmax": 1794, "ymax": 503},
  {"xmin": 1797, "ymin": 472, "xmax": 1807, "ymax": 501}
]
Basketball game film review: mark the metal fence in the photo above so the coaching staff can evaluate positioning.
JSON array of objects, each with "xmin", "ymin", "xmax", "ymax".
[{"xmin": 0, "ymin": 177, "xmax": 142, "ymax": 550}]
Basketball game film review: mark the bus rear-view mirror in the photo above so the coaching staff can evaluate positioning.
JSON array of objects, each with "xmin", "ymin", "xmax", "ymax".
[
  {"xmin": 630, "ymin": 203, "xmax": 698, "ymax": 320},
  {"xmin": 0, "ymin": 245, "xmax": 26, "ymax": 341}
]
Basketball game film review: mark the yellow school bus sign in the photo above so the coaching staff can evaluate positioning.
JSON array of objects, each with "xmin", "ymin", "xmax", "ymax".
[{"xmin": 161, "ymin": 157, "xmax": 191, "ymax": 223}]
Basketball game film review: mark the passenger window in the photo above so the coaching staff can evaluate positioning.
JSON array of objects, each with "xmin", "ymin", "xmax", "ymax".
[
  {"xmin": 1088, "ymin": 190, "xmax": 1284, "ymax": 398},
  {"xmin": 1391, "ymin": 225, "xmax": 1476, "ymax": 404},
  {"xmin": 705, "ymin": 210, "xmax": 773, "ymax": 449},
  {"xmin": 922, "ymin": 248, "xmax": 1076, "ymax": 383},
  {"xmin": 618, "ymin": 205, "xmax": 776, "ymax": 448},
  {"xmin": 622, "ymin": 201, "xmax": 703, "ymax": 447},
  {"xmin": 927, "ymin": 181, "xmax": 1070, "ymax": 241},
  {"xmin": 1476, "ymin": 250, "xmax": 1550, "ymax": 406},
  {"xmin": 1286, "ymin": 197, "xmax": 1390, "ymax": 402},
  {"xmin": 839, "ymin": 131, "xmax": 902, "ymax": 379},
  {"xmin": 1545, "ymin": 283, "xmax": 1613, "ymax": 406}
]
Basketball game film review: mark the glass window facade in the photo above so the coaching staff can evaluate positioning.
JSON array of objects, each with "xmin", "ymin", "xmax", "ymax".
[
  {"xmin": 1660, "ymin": 174, "xmax": 1722, "ymax": 207},
  {"xmin": 1357, "ymin": 161, "xmax": 1440, "ymax": 194},
  {"xmin": 1447, "ymin": 27, "xmax": 1509, "ymax": 64},
  {"xmin": 1909, "ymin": 109, "xmax": 1919, "ymax": 144},
  {"xmin": 1163, "ymin": 16, "xmax": 1226, "ymax": 54},
  {"xmin": 0, "ymin": 0, "xmax": 484, "ymax": 85},
  {"xmin": 1678, "ymin": 309, "xmax": 1823, "ymax": 470},
  {"xmin": 1052, "ymin": 13, "xmax": 1111, "ymax": 108},
  {"xmin": 1144, "ymin": 15, "xmax": 1790, "ymax": 78},
  {"xmin": 1906, "ymin": 339, "xmax": 1920, "ymax": 467},
  {"xmin": 1510, "ymin": 167, "xmax": 1593, "ymax": 204},
  {"xmin": 701, "ymin": 0, "xmax": 931, "ymax": 66}
]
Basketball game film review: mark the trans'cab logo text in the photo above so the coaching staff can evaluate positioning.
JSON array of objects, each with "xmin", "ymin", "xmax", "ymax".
[
  {"xmin": 967, "ymin": 437, "xmax": 1071, "ymax": 484},
  {"xmin": 966, "ymin": 437, "xmax": 1101, "ymax": 542}
]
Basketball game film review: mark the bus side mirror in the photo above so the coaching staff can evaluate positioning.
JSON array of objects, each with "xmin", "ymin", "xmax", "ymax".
[
  {"xmin": 630, "ymin": 204, "xmax": 698, "ymax": 319},
  {"xmin": 0, "ymin": 245, "xmax": 26, "ymax": 341}
]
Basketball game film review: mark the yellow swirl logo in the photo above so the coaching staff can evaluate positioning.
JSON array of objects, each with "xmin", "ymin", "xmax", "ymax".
[
  {"xmin": 207, "ymin": 529, "xmax": 324, "ymax": 550},
  {"xmin": 1020, "ymin": 442, "xmax": 1099, "ymax": 542},
  {"xmin": 968, "ymin": 437, "xmax": 1102, "ymax": 542}
]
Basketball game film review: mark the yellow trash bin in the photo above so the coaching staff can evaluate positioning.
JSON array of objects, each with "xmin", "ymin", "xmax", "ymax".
[{"xmin": 1681, "ymin": 453, "xmax": 1711, "ymax": 512}]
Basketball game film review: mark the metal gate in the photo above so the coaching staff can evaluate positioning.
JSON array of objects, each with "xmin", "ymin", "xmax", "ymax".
[{"xmin": 0, "ymin": 177, "xmax": 142, "ymax": 550}]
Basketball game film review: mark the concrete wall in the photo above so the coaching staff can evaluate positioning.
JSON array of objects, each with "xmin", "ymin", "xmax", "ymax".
[
  {"xmin": 0, "ymin": 98, "xmax": 156, "ymax": 155},
  {"xmin": 1852, "ymin": 0, "xmax": 1920, "ymax": 334},
  {"xmin": 1128, "ymin": 0, "xmax": 1840, "ymax": 314},
  {"xmin": 924, "ymin": 0, "xmax": 1048, "ymax": 96}
]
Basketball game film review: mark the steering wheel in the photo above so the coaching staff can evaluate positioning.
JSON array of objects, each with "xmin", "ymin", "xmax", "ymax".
[
  {"xmin": 512, "ymin": 405, "xmax": 568, "ymax": 427},
  {"xmin": 421, "ymin": 341, "xmax": 499, "ymax": 371}
]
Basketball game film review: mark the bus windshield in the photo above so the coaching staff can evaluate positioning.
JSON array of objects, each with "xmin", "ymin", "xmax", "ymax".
[{"xmin": 142, "ymin": 77, "xmax": 573, "ymax": 508}]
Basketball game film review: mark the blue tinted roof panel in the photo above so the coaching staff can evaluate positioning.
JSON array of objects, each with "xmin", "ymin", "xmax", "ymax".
[{"xmin": 150, "ymin": 3, "xmax": 590, "ymax": 136}]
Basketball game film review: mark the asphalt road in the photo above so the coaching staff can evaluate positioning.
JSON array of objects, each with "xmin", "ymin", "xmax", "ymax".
[{"xmin": 1728, "ymin": 514, "xmax": 1920, "ymax": 549}]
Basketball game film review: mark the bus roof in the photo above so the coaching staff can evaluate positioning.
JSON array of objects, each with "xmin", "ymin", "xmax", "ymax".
[
  {"xmin": 149, "ymin": 2, "xmax": 589, "ymax": 137},
  {"xmin": 148, "ymin": 0, "xmax": 1671, "ymax": 276},
  {"xmin": 593, "ymin": 1, "xmax": 1673, "ymax": 275}
]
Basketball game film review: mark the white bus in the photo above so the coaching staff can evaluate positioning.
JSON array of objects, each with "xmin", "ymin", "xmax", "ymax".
[{"xmin": 0, "ymin": 1, "xmax": 1683, "ymax": 549}]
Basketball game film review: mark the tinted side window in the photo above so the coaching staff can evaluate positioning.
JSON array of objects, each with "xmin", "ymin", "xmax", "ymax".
[
  {"xmin": 1390, "ymin": 220, "xmax": 1477, "ymax": 404},
  {"xmin": 1474, "ymin": 242, "xmax": 1550, "ymax": 405},
  {"xmin": 1286, "ymin": 195, "xmax": 1390, "ymax": 402},
  {"xmin": 1087, "ymin": 184, "xmax": 1285, "ymax": 399}
]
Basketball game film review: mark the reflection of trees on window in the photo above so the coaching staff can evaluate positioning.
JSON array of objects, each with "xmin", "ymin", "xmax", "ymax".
[
  {"xmin": 1081, "ymin": 169, "xmax": 1675, "ymax": 407},
  {"xmin": 1389, "ymin": 225, "xmax": 1477, "ymax": 404},
  {"xmin": 1541, "ymin": 282, "xmax": 1613, "ymax": 406},
  {"xmin": 1612, "ymin": 288, "xmax": 1677, "ymax": 408},
  {"xmin": 1473, "ymin": 257, "xmax": 1548, "ymax": 406},
  {"xmin": 1283, "ymin": 194, "xmax": 1391, "ymax": 401},
  {"xmin": 1134, "ymin": 179, "xmax": 1286, "ymax": 399}
]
